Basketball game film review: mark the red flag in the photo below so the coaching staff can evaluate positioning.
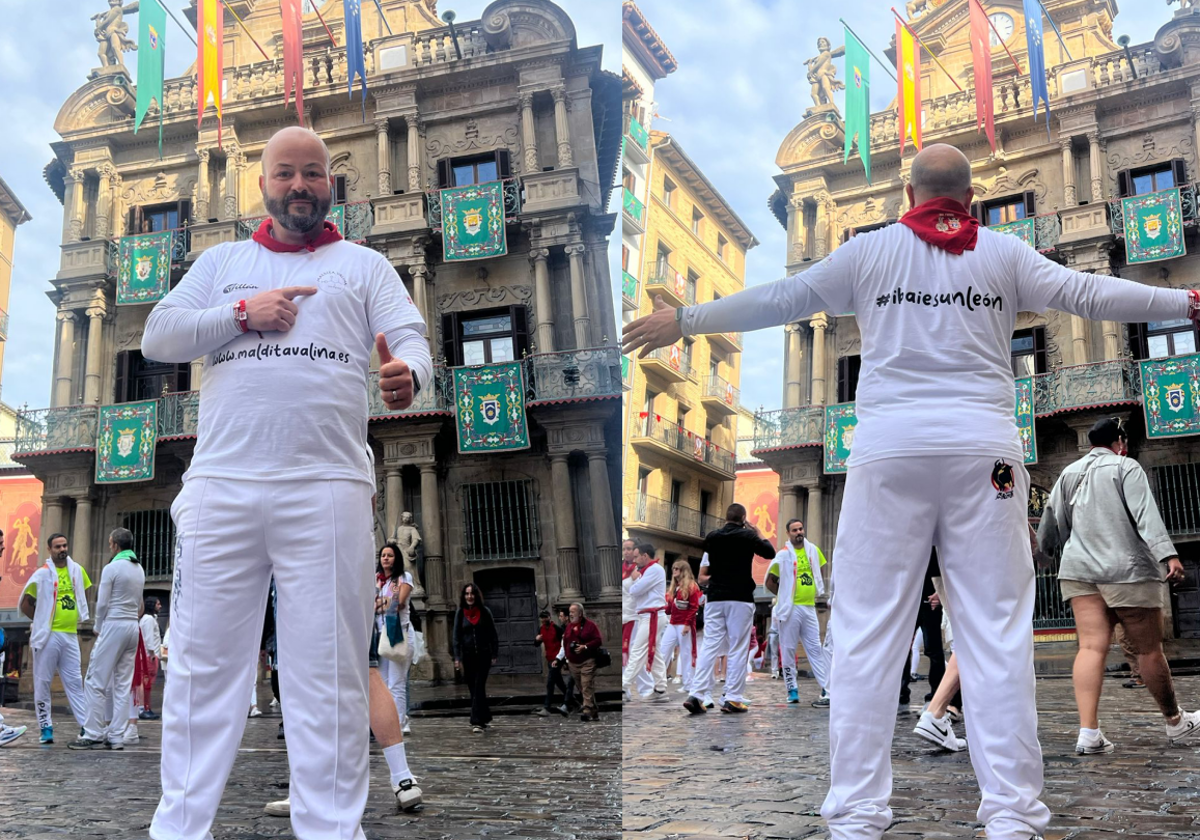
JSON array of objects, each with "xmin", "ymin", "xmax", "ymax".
[
  {"xmin": 969, "ymin": 0, "xmax": 996, "ymax": 153},
  {"xmin": 281, "ymin": 0, "xmax": 305, "ymax": 124}
]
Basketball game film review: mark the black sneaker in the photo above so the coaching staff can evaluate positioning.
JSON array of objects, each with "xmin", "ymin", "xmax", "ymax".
[
  {"xmin": 67, "ymin": 737, "xmax": 108, "ymax": 750},
  {"xmin": 277, "ymin": 722, "xmax": 285, "ymax": 740},
  {"xmin": 683, "ymin": 696, "xmax": 706, "ymax": 715}
]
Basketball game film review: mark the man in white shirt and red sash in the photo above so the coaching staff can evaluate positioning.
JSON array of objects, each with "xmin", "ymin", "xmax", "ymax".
[
  {"xmin": 143, "ymin": 126, "xmax": 433, "ymax": 840},
  {"xmin": 624, "ymin": 143, "xmax": 1200, "ymax": 840},
  {"xmin": 622, "ymin": 542, "xmax": 669, "ymax": 702}
]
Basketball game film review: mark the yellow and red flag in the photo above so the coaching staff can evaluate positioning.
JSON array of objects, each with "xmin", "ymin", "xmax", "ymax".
[
  {"xmin": 281, "ymin": 0, "xmax": 305, "ymax": 124},
  {"xmin": 896, "ymin": 18, "xmax": 922, "ymax": 154},
  {"xmin": 197, "ymin": 0, "xmax": 224, "ymax": 134}
]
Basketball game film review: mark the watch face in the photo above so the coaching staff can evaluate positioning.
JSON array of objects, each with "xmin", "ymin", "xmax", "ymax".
[{"xmin": 989, "ymin": 12, "xmax": 1014, "ymax": 48}]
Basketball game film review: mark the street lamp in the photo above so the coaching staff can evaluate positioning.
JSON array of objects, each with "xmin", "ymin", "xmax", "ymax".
[
  {"xmin": 442, "ymin": 10, "xmax": 463, "ymax": 60},
  {"xmin": 1117, "ymin": 35, "xmax": 1138, "ymax": 80}
]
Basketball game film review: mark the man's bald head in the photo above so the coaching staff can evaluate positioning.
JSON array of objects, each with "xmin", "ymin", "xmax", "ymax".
[
  {"xmin": 908, "ymin": 143, "xmax": 974, "ymax": 209},
  {"xmin": 258, "ymin": 126, "xmax": 335, "ymax": 237},
  {"xmin": 261, "ymin": 125, "xmax": 331, "ymax": 174}
]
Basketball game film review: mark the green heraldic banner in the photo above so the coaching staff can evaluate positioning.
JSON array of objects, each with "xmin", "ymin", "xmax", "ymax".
[
  {"xmin": 441, "ymin": 182, "xmax": 507, "ymax": 262},
  {"xmin": 1123, "ymin": 187, "xmax": 1186, "ymax": 265},
  {"xmin": 823, "ymin": 402, "xmax": 858, "ymax": 475},
  {"xmin": 990, "ymin": 217, "xmax": 1036, "ymax": 248},
  {"xmin": 96, "ymin": 401, "xmax": 158, "ymax": 483},
  {"xmin": 453, "ymin": 362, "xmax": 530, "ymax": 454},
  {"xmin": 1141, "ymin": 353, "xmax": 1200, "ymax": 438},
  {"xmin": 1015, "ymin": 376, "xmax": 1038, "ymax": 464},
  {"xmin": 118, "ymin": 231, "xmax": 174, "ymax": 305}
]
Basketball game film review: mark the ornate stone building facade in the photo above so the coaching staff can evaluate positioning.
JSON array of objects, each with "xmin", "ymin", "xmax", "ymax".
[
  {"xmin": 756, "ymin": 1, "xmax": 1200, "ymax": 638},
  {"xmin": 19, "ymin": 0, "xmax": 622, "ymax": 682}
]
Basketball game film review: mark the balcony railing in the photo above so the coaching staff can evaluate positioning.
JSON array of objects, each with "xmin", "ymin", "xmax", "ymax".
[
  {"xmin": 703, "ymin": 373, "xmax": 740, "ymax": 409},
  {"xmin": 644, "ymin": 262, "xmax": 696, "ymax": 306},
  {"xmin": 427, "ymin": 178, "xmax": 522, "ymax": 233},
  {"xmin": 626, "ymin": 115, "xmax": 649, "ymax": 151},
  {"xmin": 622, "ymin": 270, "xmax": 638, "ymax": 307},
  {"xmin": 1033, "ymin": 358, "xmax": 1142, "ymax": 417},
  {"xmin": 0, "ymin": 308, "xmax": 8, "ymax": 341},
  {"xmin": 527, "ymin": 347, "xmax": 623, "ymax": 404},
  {"xmin": 622, "ymin": 354, "xmax": 633, "ymax": 390},
  {"xmin": 0, "ymin": 439, "xmax": 17, "ymax": 467},
  {"xmin": 627, "ymin": 493, "xmax": 712, "ymax": 539},
  {"xmin": 235, "ymin": 200, "xmax": 375, "ymax": 242},
  {"xmin": 1109, "ymin": 184, "xmax": 1198, "ymax": 241},
  {"xmin": 14, "ymin": 405, "xmax": 99, "ymax": 456},
  {"xmin": 158, "ymin": 391, "xmax": 199, "ymax": 439},
  {"xmin": 752, "ymin": 406, "xmax": 825, "ymax": 452},
  {"xmin": 643, "ymin": 345, "xmax": 691, "ymax": 378},
  {"xmin": 634, "ymin": 413, "xmax": 736, "ymax": 476},
  {"xmin": 368, "ymin": 368, "xmax": 452, "ymax": 418},
  {"xmin": 623, "ymin": 188, "xmax": 646, "ymax": 227}
]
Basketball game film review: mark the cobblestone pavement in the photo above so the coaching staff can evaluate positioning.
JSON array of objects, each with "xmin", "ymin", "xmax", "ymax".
[
  {"xmin": 622, "ymin": 673, "xmax": 1200, "ymax": 839},
  {"xmin": 0, "ymin": 703, "xmax": 620, "ymax": 839}
]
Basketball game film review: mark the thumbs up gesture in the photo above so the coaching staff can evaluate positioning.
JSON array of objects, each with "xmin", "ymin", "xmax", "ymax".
[{"xmin": 376, "ymin": 333, "xmax": 414, "ymax": 411}]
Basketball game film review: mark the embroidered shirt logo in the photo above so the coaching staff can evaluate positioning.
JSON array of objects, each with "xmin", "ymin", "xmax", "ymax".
[
  {"xmin": 223, "ymin": 283, "xmax": 259, "ymax": 294},
  {"xmin": 991, "ymin": 459, "xmax": 1016, "ymax": 500},
  {"xmin": 935, "ymin": 214, "xmax": 962, "ymax": 233}
]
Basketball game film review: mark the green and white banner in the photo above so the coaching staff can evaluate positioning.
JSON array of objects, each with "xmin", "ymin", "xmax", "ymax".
[
  {"xmin": 1015, "ymin": 376, "xmax": 1038, "ymax": 464},
  {"xmin": 1141, "ymin": 353, "xmax": 1200, "ymax": 438},
  {"xmin": 990, "ymin": 217, "xmax": 1036, "ymax": 248},
  {"xmin": 453, "ymin": 362, "xmax": 530, "ymax": 454},
  {"xmin": 327, "ymin": 203, "xmax": 346, "ymax": 235},
  {"xmin": 1123, "ymin": 187, "xmax": 1186, "ymax": 264},
  {"xmin": 440, "ymin": 181, "xmax": 507, "ymax": 262},
  {"xmin": 823, "ymin": 402, "xmax": 857, "ymax": 475},
  {"xmin": 117, "ymin": 230, "xmax": 174, "ymax": 305},
  {"xmin": 96, "ymin": 401, "xmax": 158, "ymax": 483}
]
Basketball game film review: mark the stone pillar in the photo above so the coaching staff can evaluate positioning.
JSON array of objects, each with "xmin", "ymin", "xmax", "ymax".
[
  {"xmin": 787, "ymin": 196, "xmax": 805, "ymax": 264},
  {"xmin": 195, "ymin": 148, "xmax": 211, "ymax": 222},
  {"xmin": 1060, "ymin": 138, "xmax": 1076, "ymax": 207},
  {"xmin": 410, "ymin": 264, "xmax": 431, "ymax": 353},
  {"xmin": 566, "ymin": 243, "xmax": 590, "ymax": 348},
  {"xmin": 549, "ymin": 454, "xmax": 583, "ymax": 600},
  {"xmin": 779, "ymin": 485, "xmax": 798, "ymax": 528},
  {"xmin": 785, "ymin": 324, "xmax": 803, "ymax": 408},
  {"xmin": 190, "ymin": 359, "xmax": 203, "ymax": 391},
  {"xmin": 384, "ymin": 467, "xmax": 402, "ymax": 537},
  {"xmin": 813, "ymin": 193, "xmax": 830, "ymax": 259},
  {"xmin": 375, "ymin": 118, "xmax": 391, "ymax": 196},
  {"xmin": 406, "ymin": 115, "xmax": 422, "ymax": 193},
  {"xmin": 95, "ymin": 163, "xmax": 114, "ymax": 240},
  {"xmin": 1070, "ymin": 314, "xmax": 1089, "ymax": 365},
  {"xmin": 54, "ymin": 311, "xmax": 77, "ymax": 407},
  {"xmin": 42, "ymin": 498, "xmax": 63, "ymax": 542},
  {"xmin": 1087, "ymin": 131, "xmax": 1103, "ymax": 203},
  {"xmin": 806, "ymin": 481, "xmax": 824, "ymax": 550},
  {"xmin": 587, "ymin": 451, "xmax": 621, "ymax": 597},
  {"xmin": 530, "ymin": 248, "xmax": 554, "ymax": 352},
  {"xmin": 519, "ymin": 91, "xmax": 539, "ymax": 173},
  {"xmin": 73, "ymin": 496, "xmax": 93, "ymax": 583},
  {"xmin": 551, "ymin": 86, "xmax": 573, "ymax": 168},
  {"xmin": 810, "ymin": 313, "xmax": 829, "ymax": 405},
  {"xmin": 419, "ymin": 465, "xmax": 444, "ymax": 606},
  {"xmin": 1102, "ymin": 321, "xmax": 1121, "ymax": 361},
  {"xmin": 223, "ymin": 148, "xmax": 240, "ymax": 221},
  {"xmin": 83, "ymin": 307, "xmax": 105, "ymax": 405},
  {"xmin": 63, "ymin": 169, "xmax": 84, "ymax": 243}
]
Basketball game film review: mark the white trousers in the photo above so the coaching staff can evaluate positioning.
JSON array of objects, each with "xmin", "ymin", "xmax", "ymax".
[
  {"xmin": 377, "ymin": 638, "xmax": 412, "ymax": 724},
  {"xmin": 622, "ymin": 611, "xmax": 667, "ymax": 693},
  {"xmin": 779, "ymin": 605, "xmax": 829, "ymax": 693},
  {"xmin": 32, "ymin": 631, "xmax": 88, "ymax": 730},
  {"xmin": 689, "ymin": 601, "xmax": 754, "ymax": 704},
  {"xmin": 150, "ymin": 477, "xmax": 374, "ymax": 840},
  {"xmin": 83, "ymin": 619, "xmax": 140, "ymax": 743},
  {"xmin": 658, "ymin": 624, "xmax": 695, "ymax": 691},
  {"xmin": 820, "ymin": 455, "xmax": 1050, "ymax": 840}
]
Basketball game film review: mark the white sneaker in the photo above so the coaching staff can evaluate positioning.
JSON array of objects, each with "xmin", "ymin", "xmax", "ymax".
[
  {"xmin": 393, "ymin": 778, "xmax": 422, "ymax": 811},
  {"xmin": 1166, "ymin": 709, "xmax": 1200, "ymax": 745},
  {"xmin": 269, "ymin": 698, "xmax": 279, "ymax": 709},
  {"xmin": 650, "ymin": 689, "xmax": 669, "ymax": 702},
  {"xmin": 123, "ymin": 724, "xmax": 140, "ymax": 745},
  {"xmin": 914, "ymin": 710, "xmax": 967, "ymax": 752},
  {"xmin": 402, "ymin": 717, "xmax": 412, "ymax": 735},
  {"xmin": 1075, "ymin": 728, "xmax": 1115, "ymax": 754},
  {"xmin": 248, "ymin": 706, "xmax": 262, "ymax": 718},
  {"xmin": 264, "ymin": 798, "xmax": 290, "ymax": 817},
  {"xmin": 0, "ymin": 725, "xmax": 27, "ymax": 746},
  {"xmin": 671, "ymin": 676, "xmax": 681, "ymax": 684}
]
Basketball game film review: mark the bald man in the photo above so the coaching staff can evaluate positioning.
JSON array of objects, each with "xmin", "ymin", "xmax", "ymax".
[
  {"xmin": 624, "ymin": 143, "xmax": 1200, "ymax": 840},
  {"xmin": 142, "ymin": 125, "xmax": 433, "ymax": 840}
]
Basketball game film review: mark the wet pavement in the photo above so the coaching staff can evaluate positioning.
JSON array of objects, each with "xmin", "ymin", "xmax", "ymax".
[{"xmin": 622, "ymin": 672, "xmax": 1200, "ymax": 839}]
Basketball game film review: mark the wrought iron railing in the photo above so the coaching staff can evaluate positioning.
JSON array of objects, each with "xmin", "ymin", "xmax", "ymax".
[
  {"xmin": 644, "ymin": 262, "xmax": 696, "ymax": 305},
  {"xmin": 236, "ymin": 215, "xmax": 267, "ymax": 241},
  {"xmin": 0, "ymin": 440, "xmax": 17, "ymax": 467},
  {"xmin": 1034, "ymin": 212, "xmax": 1062, "ymax": 252},
  {"xmin": 623, "ymin": 188, "xmax": 645, "ymax": 226},
  {"xmin": 0, "ymin": 308, "xmax": 8, "ymax": 341},
  {"xmin": 1109, "ymin": 183, "xmax": 1198, "ymax": 240},
  {"xmin": 752, "ymin": 406, "xmax": 825, "ymax": 451},
  {"xmin": 625, "ymin": 115, "xmax": 649, "ymax": 151},
  {"xmin": 634, "ymin": 413, "xmax": 736, "ymax": 475},
  {"xmin": 622, "ymin": 270, "xmax": 638, "ymax": 305},
  {"xmin": 527, "ymin": 347, "xmax": 622, "ymax": 404},
  {"xmin": 367, "ymin": 367, "xmax": 452, "ymax": 418},
  {"xmin": 643, "ymin": 345, "xmax": 690, "ymax": 377},
  {"xmin": 158, "ymin": 390, "xmax": 200, "ymax": 438},
  {"xmin": 627, "ymin": 493, "xmax": 709, "ymax": 538},
  {"xmin": 1033, "ymin": 553, "xmax": 1075, "ymax": 630},
  {"xmin": 427, "ymin": 178, "xmax": 522, "ymax": 233},
  {"xmin": 1151, "ymin": 462, "xmax": 1200, "ymax": 537},
  {"xmin": 703, "ymin": 373, "xmax": 739, "ymax": 409},
  {"xmin": 14, "ymin": 405, "xmax": 99, "ymax": 456},
  {"xmin": 343, "ymin": 200, "xmax": 374, "ymax": 242},
  {"xmin": 1034, "ymin": 358, "xmax": 1141, "ymax": 416}
]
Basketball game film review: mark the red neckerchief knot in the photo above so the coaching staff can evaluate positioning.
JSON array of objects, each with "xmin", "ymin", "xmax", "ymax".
[
  {"xmin": 899, "ymin": 196, "xmax": 980, "ymax": 255},
  {"xmin": 251, "ymin": 218, "xmax": 343, "ymax": 253}
]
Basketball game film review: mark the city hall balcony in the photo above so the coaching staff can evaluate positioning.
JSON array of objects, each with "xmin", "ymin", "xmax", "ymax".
[
  {"xmin": 751, "ymin": 406, "xmax": 825, "ymax": 454},
  {"xmin": 526, "ymin": 347, "xmax": 623, "ymax": 406},
  {"xmin": 13, "ymin": 405, "xmax": 99, "ymax": 458},
  {"xmin": 1032, "ymin": 358, "xmax": 1141, "ymax": 417}
]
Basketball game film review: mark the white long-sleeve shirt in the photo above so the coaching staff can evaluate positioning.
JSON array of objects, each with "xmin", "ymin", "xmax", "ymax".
[
  {"xmin": 140, "ymin": 613, "xmax": 163, "ymax": 658},
  {"xmin": 625, "ymin": 561, "xmax": 667, "ymax": 614},
  {"xmin": 94, "ymin": 557, "xmax": 145, "ymax": 636},
  {"xmin": 142, "ymin": 239, "xmax": 432, "ymax": 487},
  {"xmin": 681, "ymin": 224, "xmax": 1190, "ymax": 467}
]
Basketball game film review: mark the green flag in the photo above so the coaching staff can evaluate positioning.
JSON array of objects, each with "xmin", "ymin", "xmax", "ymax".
[
  {"xmin": 843, "ymin": 25, "xmax": 871, "ymax": 184},
  {"xmin": 135, "ymin": 0, "xmax": 167, "ymax": 157}
]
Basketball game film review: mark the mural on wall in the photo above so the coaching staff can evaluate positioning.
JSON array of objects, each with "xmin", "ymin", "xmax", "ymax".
[
  {"xmin": 735, "ymin": 467, "xmax": 780, "ymax": 585},
  {"xmin": 0, "ymin": 476, "xmax": 44, "ymax": 612}
]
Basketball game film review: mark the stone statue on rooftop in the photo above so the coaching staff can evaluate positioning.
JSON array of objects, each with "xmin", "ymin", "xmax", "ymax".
[
  {"xmin": 805, "ymin": 37, "xmax": 846, "ymax": 118},
  {"xmin": 92, "ymin": 0, "xmax": 140, "ymax": 70}
]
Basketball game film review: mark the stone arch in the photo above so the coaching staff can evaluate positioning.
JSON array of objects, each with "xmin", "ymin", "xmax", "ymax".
[
  {"xmin": 776, "ymin": 119, "xmax": 844, "ymax": 170},
  {"xmin": 481, "ymin": 0, "xmax": 578, "ymax": 51},
  {"xmin": 55, "ymin": 77, "xmax": 135, "ymax": 136}
]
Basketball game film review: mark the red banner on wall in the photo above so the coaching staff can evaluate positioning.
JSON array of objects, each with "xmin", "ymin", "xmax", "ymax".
[{"xmin": 0, "ymin": 476, "xmax": 44, "ymax": 612}]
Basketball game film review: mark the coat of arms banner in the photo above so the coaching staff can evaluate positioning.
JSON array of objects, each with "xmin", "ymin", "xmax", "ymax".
[
  {"xmin": 1123, "ymin": 187, "xmax": 1186, "ymax": 265},
  {"xmin": 117, "ymin": 230, "xmax": 174, "ymax": 305},
  {"xmin": 823, "ymin": 402, "xmax": 858, "ymax": 475},
  {"xmin": 990, "ymin": 217, "xmax": 1036, "ymax": 248},
  {"xmin": 452, "ymin": 362, "xmax": 530, "ymax": 454},
  {"xmin": 96, "ymin": 401, "xmax": 158, "ymax": 483},
  {"xmin": 1141, "ymin": 353, "xmax": 1200, "ymax": 439},
  {"xmin": 1015, "ymin": 376, "xmax": 1038, "ymax": 464},
  {"xmin": 440, "ymin": 181, "xmax": 507, "ymax": 262}
]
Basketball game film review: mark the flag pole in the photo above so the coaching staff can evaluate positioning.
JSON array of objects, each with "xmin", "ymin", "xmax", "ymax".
[
  {"xmin": 1035, "ymin": 0, "xmax": 1073, "ymax": 62},
  {"xmin": 219, "ymin": 0, "xmax": 271, "ymax": 61},
  {"xmin": 840, "ymin": 19, "xmax": 897, "ymax": 82},
  {"xmin": 372, "ymin": 0, "xmax": 394, "ymax": 36},
  {"xmin": 890, "ymin": 8, "xmax": 963, "ymax": 92},
  {"xmin": 154, "ymin": 0, "xmax": 197, "ymax": 46},
  {"xmin": 310, "ymin": 1, "xmax": 340, "ymax": 47},
  {"xmin": 972, "ymin": 0, "xmax": 1023, "ymax": 74}
]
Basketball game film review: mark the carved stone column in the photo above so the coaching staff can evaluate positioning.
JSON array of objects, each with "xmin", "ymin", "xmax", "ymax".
[
  {"xmin": 805, "ymin": 480, "xmax": 824, "ymax": 550},
  {"xmin": 551, "ymin": 87, "xmax": 573, "ymax": 168},
  {"xmin": 549, "ymin": 454, "xmax": 583, "ymax": 601},
  {"xmin": 419, "ymin": 465, "xmax": 445, "ymax": 606},
  {"xmin": 376, "ymin": 118, "xmax": 391, "ymax": 196},
  {"xmin": 587, "ymin": 451, "xmax": 621, "ymax": 597},
  {"xmin": 195, "ymin": 147, "xmax": 211, "ymax": 222},
  {"xmin": 1087, "ymin": 131, "xmax": 1103, "ymax": 203},
  {"xmin": 1070, "ymin": 314, "xmax": 1089, "ymax": 366},
  {"xmin": 566, "ymin": 243, "xmax": 590, "ymax": 348},
  {"xmin": 519, "ymin": 92, "xmax": 539, "ymax": 173},
  {"xmin": 385, "ymin": 466, "xmax": 402, "ymax": 537},
  {"xmin": 42, "ymin": 498, "xmax": 63, "ymax": 542},
  {"xmin": 406, "ymin": 115, "xmax": 422, "ymax": 193},
  {"xmin": 785, "ymin": 324, "xmax": 804, "ymax": 408},
  {"xmin": 779, "ymin": 484, "xmax": 799, "ymax": 529},
  {"xmin": 223, "ymin": 147, "xmax": 241, "ymax": 221},
  {"xmin": 65, "ymin": 168, "xmax": 86, "ymax": 243},
  {"xmin": 788, "ymin": 196, "xmax": 806, "ymax": 264},
  {"xmin": 409, "ymin": 263, "xmax": 430, "ymax": 339},
  {"xmin": 530, "ymin": 248, "xmax": 554, "ymax": 351},
  {"xmin": 810, "ymin": 313, "xmax": 829, "ymax": 405},
  {"xmin": 1101, "ymin": 321, "xmax": 1121, "ymax": 360},
  {"xmin": 54, "ymin": 311, "xmax": 77, "ymax": 407},
  {"xmin": 83, "ymin": 307, "xmax": 106, "ymax": 404},
  {"xmin": 1060, "ymin": 138, "xmax": 1076, "ymax": 207},
  {"xmin": 813, "ymin": 193, "xmax": 831, "ymax": 259},
  {"xmin": 73, "ymin": 496, "xmax": 94, "ymax": 585},
  {"xmin": 95, "ymin": 163, "xmax": 115, "ymax": 240}
]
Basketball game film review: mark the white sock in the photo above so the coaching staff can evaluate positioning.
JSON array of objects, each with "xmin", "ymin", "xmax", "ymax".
[
  {"xmin": 383, "ymin": 742, "xmax": 411, "ymax": 785},
  {"xmin": 1079, "ymin": 727, "xmax": 1100, "ymax": 739}
]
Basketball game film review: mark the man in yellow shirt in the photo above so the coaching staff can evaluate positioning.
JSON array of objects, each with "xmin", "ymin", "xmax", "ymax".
[
  {"xmin": 19, "ymin": 534, "xmax": 93, "ymax": 744},
  {"xmin": 766, "ymin": 519, "xmax": 830, "ymax": 708}
]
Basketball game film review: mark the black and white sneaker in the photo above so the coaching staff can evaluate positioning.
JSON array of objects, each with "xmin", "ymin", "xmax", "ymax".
[
  {"xmin": 913, "ymin": 710, "xmax": 967, "ymax": 751},
  {"xmin": 1166, "ymin": 709, "xmax": 1200, "ymax": 745},
  {"xmin": 1075, "ymin": 728, "xmax": 1115, "ymax": 754},
  {"xmin": 393, "ymin": 778, "xmax": 422, "ymax": 811}
]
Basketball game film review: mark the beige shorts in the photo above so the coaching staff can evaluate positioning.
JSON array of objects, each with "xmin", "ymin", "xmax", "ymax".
[{"xmin": 1060, "ymin": 579, "xmax": 1166, "ymax": 610}]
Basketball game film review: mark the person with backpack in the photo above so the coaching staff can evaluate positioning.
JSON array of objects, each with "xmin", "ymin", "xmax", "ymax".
[{"xmin": 562, "ymin": 602, "xmax": 604, "ymax": 721}]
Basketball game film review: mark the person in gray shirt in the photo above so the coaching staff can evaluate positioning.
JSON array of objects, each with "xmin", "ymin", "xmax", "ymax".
[
  {"xmin": 69, "ymin": 528, "xmax": 145, "ymax": 750},
  {"xmin": 1038, "ymin": 417, "xmax": 1198, "ymax": 754}
]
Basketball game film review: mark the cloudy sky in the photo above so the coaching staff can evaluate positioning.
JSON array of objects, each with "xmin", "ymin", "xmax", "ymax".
[
  {"xmin": 635, "ymin": 0, "xmax": 1172, "ymax": 415},
  {"xmin": 0, "ymin": 0, "xmax": 618, "ymax": 412}
]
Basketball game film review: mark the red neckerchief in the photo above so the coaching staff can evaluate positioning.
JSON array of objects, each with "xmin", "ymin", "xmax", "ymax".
[
  {"xmin": 622, "ymin": 561, "xmax": 637, "ymax": 580},
  {"xmin": 251, "ymin": 218, "xmax": 343, "ymax": 253},
  {"xmin": 463, "ymin": 606, "xmax": 481, "ymax": 625},
  {"xmin": 899, "ymin": 196, "xmax": 980, "ymax": 255}
]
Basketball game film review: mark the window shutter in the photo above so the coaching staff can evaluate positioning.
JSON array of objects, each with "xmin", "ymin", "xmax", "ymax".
[
  {"xmin": 1032, "ymin": 326, "xmax": 1048, "ymax": 374},
  {"xmin": 495, "ymin": 149, "xmax": 512, "ymax": 179},
  {"xmin": 837, "ymin": 356, "xmax": 861, "ymax": 403},
  {"xmin": 1118, "ymin": 170, "xmax": 1133, "ymax": 198},
  {"xmin": 1023, "ymin": 191, "xmax": 1036, "ymax": 219},
  {"xmin": 970, "ymin": 201, "xmax": 984, "ymax": 224},
  {"xmin": 621, "ymin": 244, "xmax": 629, "ymax": 272},
  {"xmin": 1127, "ymin": 322, "xmax": 1149, "ymax": 360},
  {"xmin": 511, "ymin": 304, "xmax": 531, "ymax": 358},
  {"xmin": 441, "ymin": 312, "xmax": 460, "ymax": 367},
  {"xmin": 334, "ymin": 175, "xmax": 348, "ymax": 205},
  {"xmin": 1172, "ymin": 158, "xmax": 1188, "ymax": 188},
  {"xmin": 128, "ymin": 206, "xmax": 144, "ymax": 235},
  {"xmin": 436, "ymin": 159, "xmax": 452, "ymax": 189},
  {"xmin": 174, "ymin": 363, "xmax": 191, "ymax": 393},
  {"xmin": 114, "ymin": 351, "xmax": 130, "ymax": 403}
]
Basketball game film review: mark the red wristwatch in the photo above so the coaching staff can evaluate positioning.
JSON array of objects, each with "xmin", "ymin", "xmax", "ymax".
[{"xmin": 234, "ymin": 299, "xmax": 249, "ymax": 333}]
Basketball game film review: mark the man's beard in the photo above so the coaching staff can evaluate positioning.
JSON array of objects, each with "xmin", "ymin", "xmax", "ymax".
[{"xmin": 264, "ymin": 189, "xmax": 332, "ymax": 234}]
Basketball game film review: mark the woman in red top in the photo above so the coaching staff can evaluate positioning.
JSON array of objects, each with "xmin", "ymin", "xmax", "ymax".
[{"xmin": 660, "ymin": 560, "xmax": 702, "ymax": 695}]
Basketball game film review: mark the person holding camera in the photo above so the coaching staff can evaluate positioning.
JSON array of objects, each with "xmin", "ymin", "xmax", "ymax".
[{"xmin": 562, "ymin": 603, "xmax": 603, "ymax": 721}]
